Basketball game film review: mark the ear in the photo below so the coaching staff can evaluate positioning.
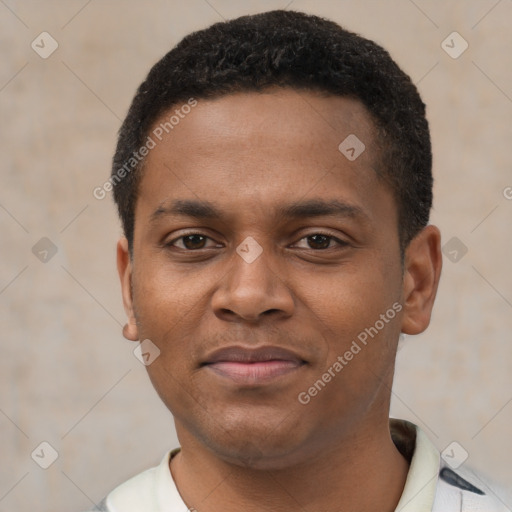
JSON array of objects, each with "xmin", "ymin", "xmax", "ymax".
[
  {"xmin": 400, "ymin": 225, "xmax": 442, "ymax": 335},
  {"xmin": 117, "ymin": 237, "xmax": 139, "ymax": 341}
]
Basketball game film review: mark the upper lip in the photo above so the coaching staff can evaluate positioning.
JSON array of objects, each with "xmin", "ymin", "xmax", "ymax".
[{"xmin": 202, "ymin": 346, "xmax": 306, "ymax": 365}]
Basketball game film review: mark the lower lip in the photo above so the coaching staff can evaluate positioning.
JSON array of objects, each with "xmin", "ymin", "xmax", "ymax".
[{"xmin": 205, "ymin": 360, "xmax": 303, "ymax": 384}]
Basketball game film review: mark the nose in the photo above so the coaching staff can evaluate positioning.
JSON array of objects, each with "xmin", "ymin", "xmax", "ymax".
[{"xmin": 211, "ymin": 241, "xmax": 295, "ymax": 324}]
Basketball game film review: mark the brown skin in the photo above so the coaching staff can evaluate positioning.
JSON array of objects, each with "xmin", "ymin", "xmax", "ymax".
[{"xmin": 117, "ymin": 88, "xmax": 442, "ymax": 512}]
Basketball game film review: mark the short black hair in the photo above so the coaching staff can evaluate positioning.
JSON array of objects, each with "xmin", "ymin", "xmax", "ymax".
[{"xmin": 111, "ymin": 9, "xmax": 432, "ymax": 255}]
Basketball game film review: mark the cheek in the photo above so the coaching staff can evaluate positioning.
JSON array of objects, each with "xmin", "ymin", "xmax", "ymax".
[
  {"xmin": 130, "ymin": 262, "xmax": 225, "ymax": 398},
  {"xmin": 297, "ymin": 289, "xmax": 401, "ymax": 422},
  {"xmin": 305, "ymin": 262, "xmax": 400, "ymax": 334},
  {"xmin": 132, "ymin": 259, "xmax": 210, "ymax": 335},
  {"xmin": 304, "ymin": 263, "xmax": 403, "ymax": 381}
]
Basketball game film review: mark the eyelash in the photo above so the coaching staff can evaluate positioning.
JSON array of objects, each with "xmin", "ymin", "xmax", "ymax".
[{"xmin": 166, "ymin": 231, "xmax": 348, "ymax": 251}]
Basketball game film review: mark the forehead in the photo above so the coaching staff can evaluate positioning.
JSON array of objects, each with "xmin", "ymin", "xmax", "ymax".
[
  {"xmin": 148, "ymin": 88, "xmax": 378, "ymax": 163},
  {"xmin": 134, "ymin": 88, "xmax": 393, "ymax": 230}
]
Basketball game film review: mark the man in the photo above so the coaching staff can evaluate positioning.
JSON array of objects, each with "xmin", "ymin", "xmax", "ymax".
[{"xmin": 88, "ymin": 9, "xmax": 508, "ymax": 512}]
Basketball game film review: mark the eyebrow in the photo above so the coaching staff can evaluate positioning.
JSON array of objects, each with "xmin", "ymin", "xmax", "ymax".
[{"xmin": 150, "ymin": 198, "xmax": 370, "ymax": 224}]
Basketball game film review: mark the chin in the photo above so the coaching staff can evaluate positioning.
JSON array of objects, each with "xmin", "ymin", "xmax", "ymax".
[{"xmin": 196, "ymin": 411, "xmax": 314, "ymax": 470}]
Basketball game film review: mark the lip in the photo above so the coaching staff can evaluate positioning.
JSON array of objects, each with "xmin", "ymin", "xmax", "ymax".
[{"xmin": 202, "ymin": 346, "xmax": 306, "ymax": 385}]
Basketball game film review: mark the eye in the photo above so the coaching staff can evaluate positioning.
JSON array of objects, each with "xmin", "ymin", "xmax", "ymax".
[
  {"xmin": 293, "ymin": 233, "xmax": 348, "ymax": 250},
  {"xmin": 167, "ymin": 233, "xmax": 221, "ymax": 250},
  {"xmin": 165, "ymin": 231, "xmax": 348, "ymax": 252}
]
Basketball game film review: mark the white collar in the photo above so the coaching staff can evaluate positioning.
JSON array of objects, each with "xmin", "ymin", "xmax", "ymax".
[
  {"xmin": 106, "ymin": 419, "xmax": 441, "ymax": 512},
  {"xmin": 390, "ymin": 419, "xmax": 441, "ymax": 511}
]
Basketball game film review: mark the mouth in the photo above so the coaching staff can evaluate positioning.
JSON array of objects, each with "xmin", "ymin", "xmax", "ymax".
[{"xmin": 201, "ymin": 346, "xmax": 307, "ymax": 385}]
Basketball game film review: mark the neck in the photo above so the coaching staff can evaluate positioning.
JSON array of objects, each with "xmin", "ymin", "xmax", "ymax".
[{"xmin": 170, "ymin": 418, "xmax": 409, "ymax": 512}]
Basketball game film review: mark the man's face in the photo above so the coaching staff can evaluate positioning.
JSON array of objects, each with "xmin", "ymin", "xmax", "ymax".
[{"xmin": 119, "ymin": 88, "xmax": 416, "ymax": 468}]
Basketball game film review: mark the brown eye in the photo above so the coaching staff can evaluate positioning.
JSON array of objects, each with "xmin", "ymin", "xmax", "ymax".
[
  {"xmin": 294, "ymin": 233, "xmax": 347, "ymax": 250},
  {"xmin": 307, "ymin": 234, "xmax": 332, "ymax": 250},
  {"xmin": 181, "ymin": 234, "xmax": 207, "ymax": 250},
  {"xmin": 167, "ymin": 233, "xmax": 219, "ymax": 250}
]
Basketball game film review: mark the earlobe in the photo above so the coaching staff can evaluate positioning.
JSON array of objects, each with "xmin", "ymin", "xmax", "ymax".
[
  {"xmin": 400, "ymin": 225, "xmax": 442, "ymax": 335},
  {"xmin": 122, "ymin": 321, "xmax": 139, "ymax": 342},
  {"xmin": 117, "ymin": 237, "xmax": 139, "ymax": 342}
]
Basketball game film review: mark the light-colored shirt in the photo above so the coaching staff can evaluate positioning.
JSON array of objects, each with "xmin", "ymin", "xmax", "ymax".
[{"xmin": 84, "ymin": 419, "xmax": 509, "ymax": 511}]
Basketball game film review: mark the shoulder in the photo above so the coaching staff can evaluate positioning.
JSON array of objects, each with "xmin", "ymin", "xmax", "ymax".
[
  {"xmin": 434, "ymin": 462, "xmax": 511, "ymax": 512},
  {"xmin": 390, "ymin": 419, "xmax": 510, "ymax": 512},
  {"xmin": 80, "ymin": 465, "xmax": 160, "ymax": 512},
  {"xmin": 81, "ymin": 448, "xmax": 184, "ymax": 512}
]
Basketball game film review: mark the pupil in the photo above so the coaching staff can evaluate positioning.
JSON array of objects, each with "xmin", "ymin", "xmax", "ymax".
[
  {"xmin": 309, "ymin": 234, "xmax": 329, "ymax": 249},
  {"xmin": 184, "ymin": 235, "xmax": 205, "ymax": 249}
]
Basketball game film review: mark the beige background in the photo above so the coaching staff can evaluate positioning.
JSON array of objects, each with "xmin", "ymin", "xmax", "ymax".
[{"xmin": 1, "ymin": 0, "xmax": 511, "ymax": 510}]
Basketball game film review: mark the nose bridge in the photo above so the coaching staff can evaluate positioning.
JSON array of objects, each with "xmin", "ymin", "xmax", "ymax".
[
  {"xmin": 229, "ymin": 237, "xmax": 278, "ymax": 297},
  {"xmin": 211, "ymin": 236, "xmax": 294, "ymax": 321}
]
